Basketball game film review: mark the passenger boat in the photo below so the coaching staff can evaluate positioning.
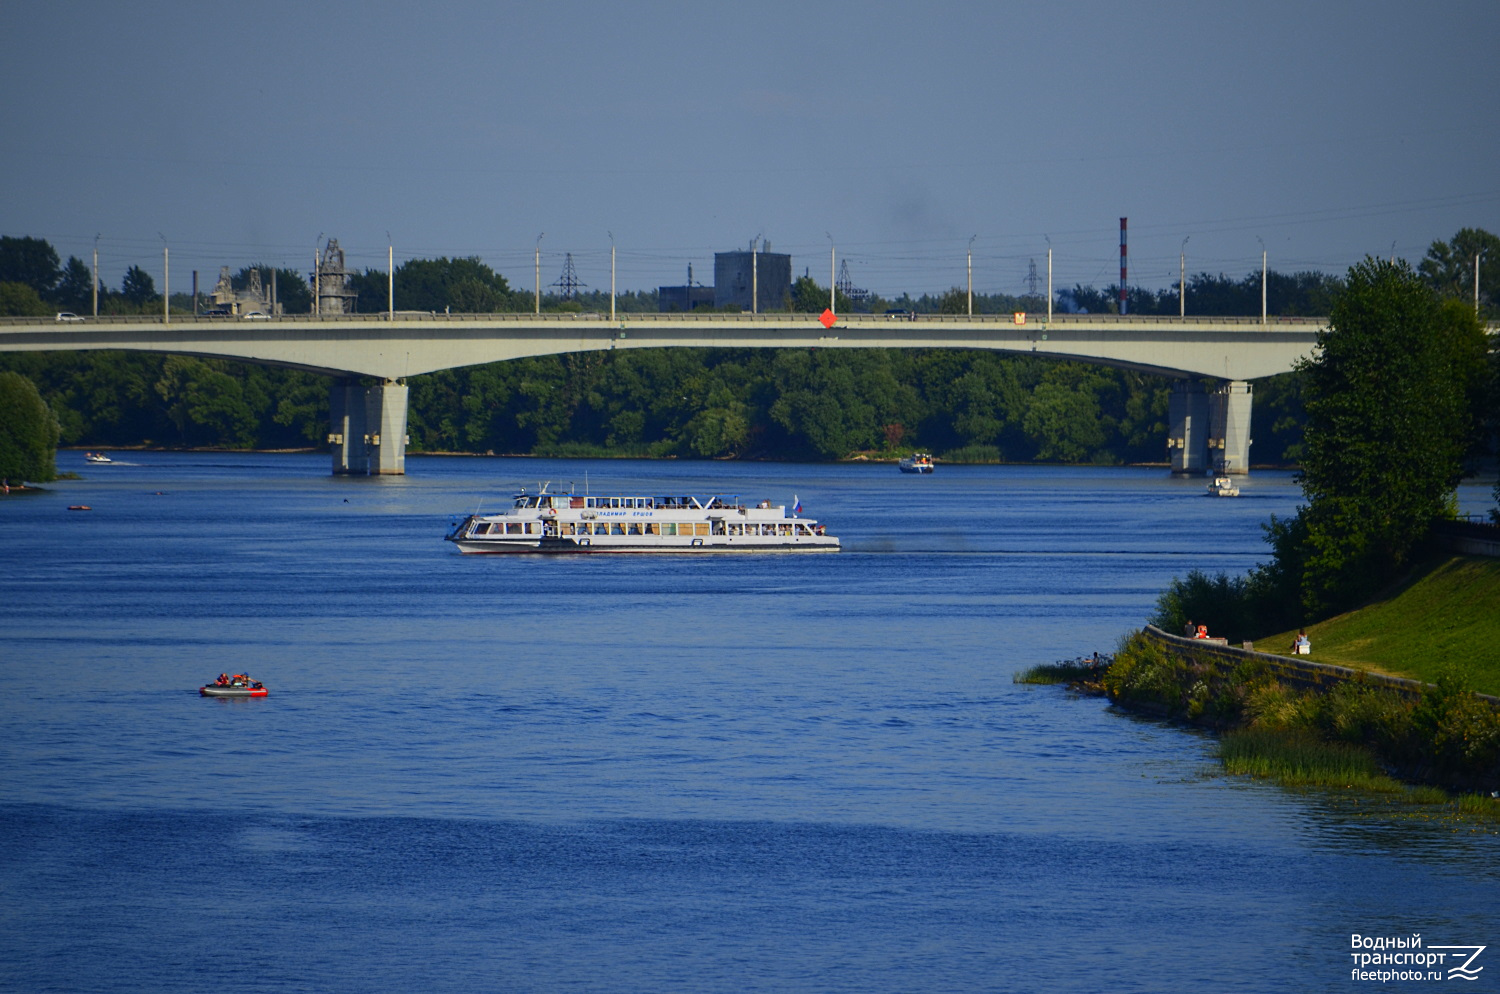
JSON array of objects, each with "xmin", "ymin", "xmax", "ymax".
[
  {"xmin": 898, "ymin": 453, "xmax": 934, "ymax": 474},
  {"xmin": 447, "ymin": 485, "xmax": 839, "ymax": 554},
  {"xmin": 84, "ymin": 452, "xmax": 113, "ymax": 463},
  {"xmin": 1207, "ymin": 476, "xmax": 1240, "ymax": 497}
]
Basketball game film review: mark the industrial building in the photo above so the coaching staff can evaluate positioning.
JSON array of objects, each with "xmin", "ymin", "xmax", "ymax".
[{"xmin": 714, "ymin": 247, "xmax": 790, "ymax": 312}]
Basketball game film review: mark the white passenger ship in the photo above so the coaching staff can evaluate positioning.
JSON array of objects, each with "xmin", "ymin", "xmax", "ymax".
[{"xmin": 447, "ymin": 485, "xmax": 840, "ymax": 554}]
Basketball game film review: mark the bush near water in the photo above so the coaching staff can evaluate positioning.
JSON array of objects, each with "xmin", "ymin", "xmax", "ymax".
[{"xmin": 1103, "ymin": 630, "xmax": 1500, "ymax": 794}]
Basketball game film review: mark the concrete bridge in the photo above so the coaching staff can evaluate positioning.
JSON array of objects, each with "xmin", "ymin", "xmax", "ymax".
[{"xmin": 0, "ymin": 310, "xmax": 1335, "ymax": 476}]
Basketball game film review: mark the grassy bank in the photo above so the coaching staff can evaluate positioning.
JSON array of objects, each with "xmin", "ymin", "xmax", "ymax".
[
  {"xmin": 1259, "ymin": 556, "xmax": 1500, "ymax": 694},
  {"xmin": 1101, "ymin": 631, "xmax": 1500, "ymax": 813}
]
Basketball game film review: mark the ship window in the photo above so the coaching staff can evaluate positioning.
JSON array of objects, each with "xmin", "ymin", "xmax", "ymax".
[
  {"xmin": 695, "ymin": 522, "xmax": 710, "ymax": 536},
  {"xmin": 647, "ymin": 523, "xmax": 659, "ymax": 535},
  {"xmin": 662, "ymin": 522, "xmax": 677, "ymax": 536},
  {"xmin": 711, "ymin": 521, "xmax": 726, "ymax": 535},
  {"xmin": 560, "ymin": 523, "xmax": 575, "ymax": 535},
  {"xmin": 611, "ymin": 523, "xmax": 626, "ymax": 535}
]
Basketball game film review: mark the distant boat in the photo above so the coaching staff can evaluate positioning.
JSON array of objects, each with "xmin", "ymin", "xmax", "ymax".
[
  {"xmin": 201, "ymin": 674, "xmax": 267, "ymax": 698},
  {"xmin": 1207, "ymin": 476, "xmax": 1240, "ymax": 497},
  {"xmin": 84, "ymin": 452, "xmax": 113, "ymax": 463},
  {"xmin": 898, "ymin": 453, "xmax": 934, "ymax": 474}
]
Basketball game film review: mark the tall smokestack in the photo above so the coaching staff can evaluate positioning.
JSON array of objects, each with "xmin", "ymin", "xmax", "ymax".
[{"xmin": 1119, "ymin": 217, "xmax": 1128, "ymax": 315}]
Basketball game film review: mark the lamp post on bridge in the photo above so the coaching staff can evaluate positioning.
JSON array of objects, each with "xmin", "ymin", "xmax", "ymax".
[
  {"xmin": 608, "ymin": 232, "xmax": 616, "ymax": 322},
  {"xmin": 967, "ymin": 235, "xmax": 976, "ymax": 316},
  {"xmin": 159, "ymin": 233, "xmax": 168, "ymax": 325},
  {"xmin": 387, "ymin": 234, "xmax": 394, "ymax": 323},
  {"xmin": 1045, "ymin": 236, "xmax": 1052, "ymax": 322},
  {"xmin": 535, "ymin": 233, "xmax": 544, "ymax": 315},
  {"xmin": 1180, "ymin": 237, "xmax": 1189, "ymax": 318},
  {"xmin": 826, "ymin": 233, "xmax": 835, "ymax": 316},
  {"xmin": 92, "ymin": 234, "xmax": 99, "ymax": 317},
  {"xmin": 1257, "ymin": 237, "xmax": 1267, "ymax": 325}
]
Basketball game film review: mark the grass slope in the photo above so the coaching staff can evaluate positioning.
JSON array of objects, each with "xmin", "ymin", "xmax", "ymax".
[{"xmin": 1262, "ymin": 556, "xmax": 1500, "ymax": 694}]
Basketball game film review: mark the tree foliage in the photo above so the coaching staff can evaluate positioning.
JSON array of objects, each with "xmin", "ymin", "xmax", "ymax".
[
  {"xmin": 1420, "ymin": 226, "xmax": 1500, "ymax": 318},
  {"xmin": 0, "ymin": 236, "xmax": 62, "ymax": 297},
  {"xmin": 1271, "ymin": 259, "xmax": 1487, "ymax": 618},
  {"xmin": 0, "ymin": 371, "xmax": 59, "ymax": 484},
  {"xmin": 120, "ymin": 265, "xmax": 157, "ymax": 305}
]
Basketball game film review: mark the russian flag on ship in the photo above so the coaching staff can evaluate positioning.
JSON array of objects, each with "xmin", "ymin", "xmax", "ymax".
[{"xmin": 792, "ymin": 496, "xmax": 803, "ymax": 515}]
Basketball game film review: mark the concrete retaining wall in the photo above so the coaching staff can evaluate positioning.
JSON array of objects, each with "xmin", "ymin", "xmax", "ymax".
[{"xmin": 1142, "ymin": 625, "xmax": 1500, "ymax": 708}]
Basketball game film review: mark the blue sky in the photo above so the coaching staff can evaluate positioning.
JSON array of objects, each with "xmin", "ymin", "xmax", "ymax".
[{"xmin": 5, "ymin": 1, "xmax": 1497, "ymax": 300}]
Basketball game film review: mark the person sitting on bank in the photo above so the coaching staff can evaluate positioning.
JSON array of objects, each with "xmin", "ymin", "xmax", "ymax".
[
  {"xmin": 1291, "ymin": 631, "xmax": 1311, "ymax": 654},
  {"xmin": 1193, "ymin": 624, "xmax": 1210, "ymax": 639}
]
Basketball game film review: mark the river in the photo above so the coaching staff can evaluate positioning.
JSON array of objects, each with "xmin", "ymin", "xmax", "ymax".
[{"xmin": 1, "ymin": 453, "xmax": 1496, "ymax": 992}]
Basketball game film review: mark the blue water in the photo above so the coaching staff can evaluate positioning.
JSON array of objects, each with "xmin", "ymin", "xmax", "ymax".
[{"xmin": 2, "ymin": 453, "xmax": 1496, "ymax": 992}]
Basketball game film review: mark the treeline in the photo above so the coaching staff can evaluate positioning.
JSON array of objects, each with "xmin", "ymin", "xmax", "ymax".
[
  {"xmin": 2, "ymin": 229, "xmax": 1493, "ymax": 467},
  {"xmin": 0, "ymin": 345, "xmax": 1305, "ymax": 465}
]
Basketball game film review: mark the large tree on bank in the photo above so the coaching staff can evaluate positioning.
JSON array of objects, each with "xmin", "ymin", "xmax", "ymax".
[
  {"xmin": 1276, "ymin": 257, "xmax": 1487, "ymax": 617},
  {"xmin": 0, "ymin": 371, "xmax": 60, "ymax": 485}
]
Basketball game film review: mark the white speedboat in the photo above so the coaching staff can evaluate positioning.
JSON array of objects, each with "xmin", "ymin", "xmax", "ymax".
[
  {"xmin": 898, "ymin": 453, "xmax": 934, "ymax": 474},
  {"xmin": 447, "ymin": 485, "xmax": 839, "ymax": 554},
  {"xmin": 84, "ymin": 452, "xmax": 113, "ymax": 463},
  {"xmin": 1207, "ymin": 476, "xmax": 1240, "ymax": 497}
]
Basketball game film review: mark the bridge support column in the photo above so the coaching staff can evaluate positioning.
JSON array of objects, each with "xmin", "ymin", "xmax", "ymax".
[
  {"xmin": 330, "ymin": 378, "xmax": 369, "ymax": 475},
  {"xmin": 367, "ymin": 379, "xmax": 409, "ymax": 475},
  {"xmin": 329, "ymin": 378, "xmax": 408, "ymax": 475},
  {"xmin": 1167, "ymin": 380, "xmax": 1210, "ymax": 476},
  {"xmin": 1207, "ymin": 380, "xmax": 1253, "ymax": 475}
]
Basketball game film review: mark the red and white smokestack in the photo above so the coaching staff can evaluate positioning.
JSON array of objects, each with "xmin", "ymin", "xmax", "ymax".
[{"xmin": 1119, "ymin": 217, "xmax": 1128, "ymax": 315}]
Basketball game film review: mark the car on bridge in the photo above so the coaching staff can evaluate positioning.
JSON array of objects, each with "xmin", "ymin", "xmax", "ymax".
[{"xmin": 54, "ymin": 312, "xmax": 84, "ymax": 322}]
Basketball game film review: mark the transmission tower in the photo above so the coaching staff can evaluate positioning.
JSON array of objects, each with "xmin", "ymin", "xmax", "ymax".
[
  {"xmin": 835, "ymin": 259, "xmax": 869, "ymax": 303},
  {"xmin": 1025, "ymin": 259, "xmax": 1041, "ymax": 300},
  {"xmin": 550, "ymin": 253, "xmax": 587, "ymax": 299}
]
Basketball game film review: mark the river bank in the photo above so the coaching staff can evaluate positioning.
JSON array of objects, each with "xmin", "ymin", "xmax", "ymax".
[{"xmin": 1024, "ymin": 628, "xmax": 1500, "ymax": 812}]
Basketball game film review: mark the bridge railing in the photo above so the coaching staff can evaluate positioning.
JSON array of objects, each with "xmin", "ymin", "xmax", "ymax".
[{"xmin": 0, "ymin": 311, "xmax": 1340, "ymax": 328}]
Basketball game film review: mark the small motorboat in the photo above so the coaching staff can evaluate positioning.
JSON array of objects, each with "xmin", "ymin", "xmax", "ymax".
[
  {"xmin": 1207, "ymin": 476, "xmax": 1240, "ymax": 497},
  {"xmin": 84, "ymin": 452, "xmax": 113, "ymax": 463},
  {"xmin": 898, "ymin": 453, "xmax": 934, "ymax": 474},
  {"xmin": 67, "ymin": 505, "xmax": 92, "ymax": 511},
  {"xmin": 200, "ymin": 674, "xmax": 267, "ymax": 698}
]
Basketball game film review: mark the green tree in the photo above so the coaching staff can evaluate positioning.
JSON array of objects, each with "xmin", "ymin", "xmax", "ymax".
[
  {"xmin": 0, "ymin": 371, "xmax": 60, "ymax": 484},
  {"xmin": 0, "ymin": 281, "xmax": 50, "ymax": 316},
  {"xmin": 53, "ymin": 257, "xmax": 95, "ymax": 313},
  {"xmin": 1419, "ymin": 227, "xmax": 1500, "ymax": 317},
  {"xmin": 0, "ymin": 236, "xmax": 61, "ymax": 296},
  {"xmin": 1288, "ymin": 258, "xmax": 1487, "ymax": 616},
  {"xmin": 120, "ymin": 266, "xmax": 157, "ymax": 306}
]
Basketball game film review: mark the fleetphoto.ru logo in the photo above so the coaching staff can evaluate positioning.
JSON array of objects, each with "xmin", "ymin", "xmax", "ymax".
[{"xmin": 1350, "ymin": 934, "xmax": 1486, "ymax": 982}]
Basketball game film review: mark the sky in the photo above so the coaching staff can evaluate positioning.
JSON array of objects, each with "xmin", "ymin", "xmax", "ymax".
[{"xmin": 4, "ymin": 1, "xmax": 1498, "ymax": 301}]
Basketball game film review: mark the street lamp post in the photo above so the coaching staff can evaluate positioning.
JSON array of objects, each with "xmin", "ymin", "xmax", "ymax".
[
  {"xmin": 92, "ymin": 234, "xmax": 99, "ymax": 317},
  {"xmin": 609, "ymin": 232, "xmax": 616, "ymax": 322},
  {"xmin": 535, "ymin": 233, "xmax": 544, "ymax": 315},
  {"xmin": 160, "ymin": 233, "xmax": 168, "ymax": 325},
  {"xmin": 967, "ymin": 235, "xmax": 976, "ymax": 316},
  {"xmin": 752, "ymin": 233, "xmax": 761, "ymax": 315},
  {"xmin": 1477, "ymin": 251, "xmax": 1484, "ymax": 314},
  {"xmin": 1257, "ymin": 237, "xmax": 1267, "ymax": 325},
  {"xmin": 1045, "ymin": 236, "xmax": 1052, "ymax": 323},
  {"xmin": 827, "ymin": 233, "xmax": 835, "ymax": 315},
  {"xmin": 1180, "ymin": 236, "xmax": 1189, "ymax": 318}
]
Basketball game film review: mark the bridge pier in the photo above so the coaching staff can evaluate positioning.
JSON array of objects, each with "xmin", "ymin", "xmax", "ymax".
[
  {"xmin": 1168, "ymin": 381, "xmax": 1210, "ymax": 476},
  {"xmin": 1169, "ymin": 379, "xmax": 1252, "ymax": 476},
  {"xmin": 329, "ymin": 378, "xmax": 408, "ymax": 475},
  {"xmin": 1208, "ymin": 380, "xmax": 1253, "ymax": 475}
]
